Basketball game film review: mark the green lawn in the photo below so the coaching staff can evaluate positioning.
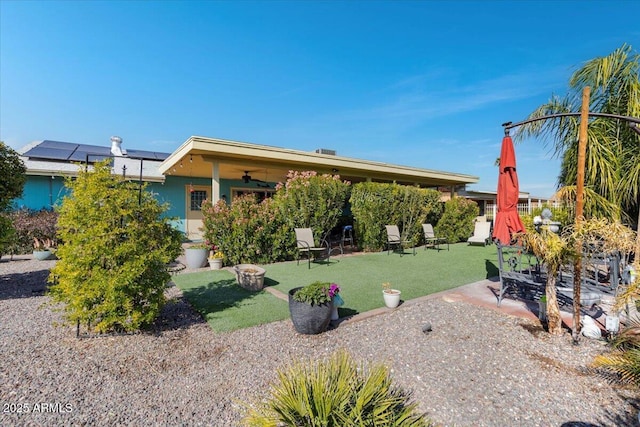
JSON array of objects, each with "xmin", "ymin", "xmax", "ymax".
[{"xmin": 172, "ymin": 243, "xmax": 500, "ymax": 332}]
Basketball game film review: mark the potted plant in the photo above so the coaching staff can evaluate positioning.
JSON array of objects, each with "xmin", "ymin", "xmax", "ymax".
[
  {"xmin": 184, "ymin": 242, "xmax": 209, "ymax": 269},
  {"xmin": 288, "ymin": 281, "xmax": 337, "ymax": 334},
  {"xmin": 382, "ymin": 282, "xmax": 401, "ymax": 308},
  {"xmin": 208, "ymin": 246, "xmax": 224, "ymax": 270},
  {"xmin": 33, "ymin": 237, "xmax": 55, "ymax": 261},
  {"xmin": 233, "ymin": 264, "xmax": 266, "ymax": 291}
]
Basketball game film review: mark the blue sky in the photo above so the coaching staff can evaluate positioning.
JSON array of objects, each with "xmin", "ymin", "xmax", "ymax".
[{"xmin": 1, "ymin": 1, "xmax": 638, "ymax": 198}]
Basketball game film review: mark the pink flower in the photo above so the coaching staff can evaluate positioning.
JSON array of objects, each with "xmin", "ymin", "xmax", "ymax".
[{"xmin": 328, "ymin": 283, "xmax": 340, "ymax": 298}]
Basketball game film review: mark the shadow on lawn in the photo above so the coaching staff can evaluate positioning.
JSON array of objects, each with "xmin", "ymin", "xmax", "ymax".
[{"xmin": 181, "ymin": 278, "xmax": 270, "ymax": 316}]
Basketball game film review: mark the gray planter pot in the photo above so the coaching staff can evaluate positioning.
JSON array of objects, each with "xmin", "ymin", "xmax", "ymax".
[
  {"xmin": 288, "ymin": 287, "xmax": 333, "ymax": 334},
  {"xmin": 234, "ymin": 264, "xmax": 265, "ymax": 291},
  {"xmin": 33, "ymin": 250, "xmax": 52, "ymax": 261},
  {"xmin": 185, "ymin": 248, "xmax": 208, "ymax": 269}
]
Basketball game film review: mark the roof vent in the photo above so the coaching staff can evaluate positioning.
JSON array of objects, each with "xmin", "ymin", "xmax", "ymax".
[
  {"xmin": 315, "ymin": 148, "xmax": 336, "ymax": 156},
  {"xmin": 110, "ymin": 136, "xmax": 127, "ymax": 157}
]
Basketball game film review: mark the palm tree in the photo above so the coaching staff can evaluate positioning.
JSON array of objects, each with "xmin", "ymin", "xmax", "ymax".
[
  {"xmin": 523, "ymin": 228, "xmax": 573, "ymax": 336},
  {"xmin": 516, "ymin": 44, "xmax": 640, "ymax": 226}
]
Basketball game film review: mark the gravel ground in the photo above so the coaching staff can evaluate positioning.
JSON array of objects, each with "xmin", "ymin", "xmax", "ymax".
[{"xmin": 1, "ymin": 254, "xmax": 638, "ymax": 427}]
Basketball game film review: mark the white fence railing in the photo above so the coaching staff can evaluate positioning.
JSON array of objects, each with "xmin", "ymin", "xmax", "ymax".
[{"xmin": 485, "ymin": 201, "xmax": 562, "ymax": 221}]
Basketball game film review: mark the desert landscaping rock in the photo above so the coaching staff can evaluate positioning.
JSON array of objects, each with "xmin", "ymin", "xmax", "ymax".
[{"xmin": 1, "ymin": 254, "xmax": 637, "ymax": 426}]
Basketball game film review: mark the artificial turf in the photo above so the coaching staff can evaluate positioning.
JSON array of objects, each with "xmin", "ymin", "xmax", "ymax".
[{"xmin": 172, "ymin": 242, "xmax": 499, "ymax": 332}]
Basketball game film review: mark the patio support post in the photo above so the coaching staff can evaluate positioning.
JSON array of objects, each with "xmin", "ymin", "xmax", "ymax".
[
  {"xmin": 572, "ymin": 86, "xmax": 590, "ymax": 343},
  {"xmin": 210, "ymin": 160, "xmax": 221, "ymax": 203}
]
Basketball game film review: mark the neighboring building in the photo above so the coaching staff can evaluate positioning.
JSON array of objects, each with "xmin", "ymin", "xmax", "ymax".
[
  {"xmin": 459, "ymin": 188, "xmax": 557, "ymax": 220},
  {"xmin": 15, "ymin": 135, "xmax": 480, "ymax": 239}
]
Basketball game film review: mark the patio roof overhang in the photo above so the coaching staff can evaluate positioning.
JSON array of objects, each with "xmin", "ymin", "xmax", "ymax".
[{"xmin": 159, "ymin": 136, "xmax": 479, "ymax": 188}]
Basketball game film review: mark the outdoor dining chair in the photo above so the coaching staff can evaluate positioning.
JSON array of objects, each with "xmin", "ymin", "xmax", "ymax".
[
  {"xmin": 422, "ymin": 223, "xmax": 448, "ymax": 251},
  {"xmin": 295, "ymin": 228, "xmax": 330, "ymax": 268},
  {"xmin": 385, "ymin": 225, "xmax": 415, "ymax": 256}
]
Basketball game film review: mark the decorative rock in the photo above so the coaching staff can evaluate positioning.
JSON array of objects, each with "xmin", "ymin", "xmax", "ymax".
[{"xmin": 422, "ymin": 322, "xmax": 432, "ymax": 334}]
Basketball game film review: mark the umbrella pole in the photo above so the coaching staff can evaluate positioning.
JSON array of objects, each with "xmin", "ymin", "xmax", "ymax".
[{"xmin": 572, "ymin": 86, "xmax": 590, "ymax": 344}]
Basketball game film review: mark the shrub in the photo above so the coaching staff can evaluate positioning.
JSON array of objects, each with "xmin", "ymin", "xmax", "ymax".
[
  {"xmin": 202, "ymin": 195, "xmax": 292, "ymax": 265},
  {"xmin": 273, "ymin": 170, "xmax": 351, "ymax": 244},
  {"xmin": 202, "ymin": 171, "xmax": 350, "ymax": 265},
  {"xmin": 350, "ymin": 183, "xmax": 443, "ymax": 251},
  {"xmin": 436, "ymin": 197, "xmax": 479, "ymax": 243},
  {"xmin": 0, "ymin": 142, "xmax": 26, "ymax": 212},
  {"xmin": 0, "ymin": 214, "xmax": 15, "ymax": 258},
  {"xmin": 591, "ymin": 315, "xmax": 640, "ymax": 387},
  {"xmin": 243, "ymin": 350, "xmax": 431, "ymax": 426},
  {"xmin": 5, "ymin": 208, "xmax": 58, "ymax": 255},
  {"xmin": 48, "ymin": 160, "xmax": 183, "ymax": 333}
]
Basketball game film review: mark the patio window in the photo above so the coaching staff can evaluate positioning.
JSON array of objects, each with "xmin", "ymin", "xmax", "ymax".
[
  {"xmin": 190, "ymin": 190, "xmax": 207, "ymax": 211},
  {"xmin": 233, "ymin": 189, "xmax": 274, "ymax": 203}
]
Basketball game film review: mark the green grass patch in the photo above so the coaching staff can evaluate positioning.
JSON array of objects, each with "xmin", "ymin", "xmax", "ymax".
[{"xmin": 173, "ymin": 243, "xmax": 499, "ymax": 332}]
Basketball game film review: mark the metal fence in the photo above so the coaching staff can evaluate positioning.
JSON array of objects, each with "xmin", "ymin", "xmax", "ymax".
[{"xmin": 485, "ymin": 201, "xmax": 563, "ymax": 220}]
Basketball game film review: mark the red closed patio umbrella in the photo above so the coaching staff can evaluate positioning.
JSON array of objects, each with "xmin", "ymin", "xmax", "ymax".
[{"xmin": 492, "ymin": 135, "xmax": 525, "ymax": 244}]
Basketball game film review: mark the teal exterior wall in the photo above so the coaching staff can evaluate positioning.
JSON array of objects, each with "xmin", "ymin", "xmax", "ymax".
[
  {"xmin": 12, "ymin": 176, "xmax": 70, "ymax": 210},
  {"xmin": 11, "ymin": 173, "xmax": 277, "ymax": 236},
  {"xmin": 148, "ymin": 175, "xmax": 216, "ymax": 236}
]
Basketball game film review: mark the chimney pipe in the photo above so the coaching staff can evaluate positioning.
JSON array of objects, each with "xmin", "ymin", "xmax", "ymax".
[{"xmin": 110, "ymin": 136, "xmax": 125, "ymax": 157}]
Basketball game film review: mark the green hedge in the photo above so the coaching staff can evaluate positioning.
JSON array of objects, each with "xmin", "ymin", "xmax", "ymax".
[
  {"xmin": 202, "ymin": 171, "xmax": 351, "ymax": 265},
  {"xmin": 350, "ymin": 183, "xmax": 443, "ymax": 251},
  {"xmin": 435, "ymin": 197, "xmax": 479, "ymax": 243}
]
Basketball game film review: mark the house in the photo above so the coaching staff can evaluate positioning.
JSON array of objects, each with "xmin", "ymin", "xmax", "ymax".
[
  {"xmin": 459, "ymin": 188, "xmax": 558, "ymax": 220},
  {"xmin": 15, "ymin": 135, "xmax": 479, "ymax": 239}
]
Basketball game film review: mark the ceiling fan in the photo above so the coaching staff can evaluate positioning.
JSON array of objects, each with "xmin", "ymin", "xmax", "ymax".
[{"xmin": 241, "ymin": 171, "xmax": 271, "ymax": 188}]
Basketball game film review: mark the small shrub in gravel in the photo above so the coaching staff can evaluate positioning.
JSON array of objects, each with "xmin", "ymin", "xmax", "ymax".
[
  {"xmin": 243, "ymin": 349, "xmax": 431, "ymax": 427},
  {"xmin": 48, "ymin": 160, "xmax": 183, "ymax": 333}
]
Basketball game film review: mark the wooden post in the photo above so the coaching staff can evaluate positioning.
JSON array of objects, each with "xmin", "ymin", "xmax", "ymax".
[{"xmin": 572, "ymin": 86, "xmax": 590, "ymax": 343}]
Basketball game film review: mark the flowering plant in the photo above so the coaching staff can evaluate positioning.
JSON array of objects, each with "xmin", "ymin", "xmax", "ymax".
[
  {"xmin": 293, "ymin": 281, "xmax": 342, "ymax": 306},
  {"xmin": 328, "ymin": 283, "xmax": 340, "ymax": 298},
  {"xmin": 207, "ymin": 242, "xmax": 224, "ymax": 259},
  {"xmin": 382, "ymin": 282, "xmax": 398, "ymax": 293}
]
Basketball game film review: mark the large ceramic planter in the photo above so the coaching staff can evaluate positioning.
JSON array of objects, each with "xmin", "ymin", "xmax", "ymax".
[
  {"xmin": 185, "ymin": 248, "xmax": 208, "ymax": 269},
  {"xmin": 383, "ymin": 289, "xmax": 401, "ymax": 308},
  {"xmin": 288, "ymin": 287, "xmax": 333, "ymax": 334},
  {"xmin": 234, "ymin": 264, "xmax": 266, "ymax": 291},
  {"xmin": 209, "ymin": 258, "xmax": 223, "ymax": 270},
  {"xmin": 33, "ymin": 250, "xmax": 52, "ymax": 261}
]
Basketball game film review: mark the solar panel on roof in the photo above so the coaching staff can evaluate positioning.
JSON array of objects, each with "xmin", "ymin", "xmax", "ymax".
[
  {"xmin": 39, "ymin": 140, "xmax": 79, "ymax": 149},
  {"xmin": 126, "ymin": 149, "xmax": 169, "ymax": 161},
  {"xmin": 24, "ymin": 139, "xmax": 170, "ymax": 163},
  {"xmin": 23, "ymin": 146, "xmax": 75, "ymax": 161}
]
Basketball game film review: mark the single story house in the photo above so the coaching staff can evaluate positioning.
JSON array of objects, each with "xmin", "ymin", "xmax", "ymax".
[
  {"xmin": 15, "ymin": 135, "xmax": 479, "ymax": 239},
  {"xmin": 459, "ymin": 188, "xmax": 557, "ymax": 220}
]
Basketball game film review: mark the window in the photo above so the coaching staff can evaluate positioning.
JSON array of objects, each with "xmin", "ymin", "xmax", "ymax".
[
  {"xmin": 190, "ymin": 190, "xmax": 207, "ymax": 211},
  {"xmin": 233, "ymin": 189, "xmax": 274, "ymax": 203}
]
